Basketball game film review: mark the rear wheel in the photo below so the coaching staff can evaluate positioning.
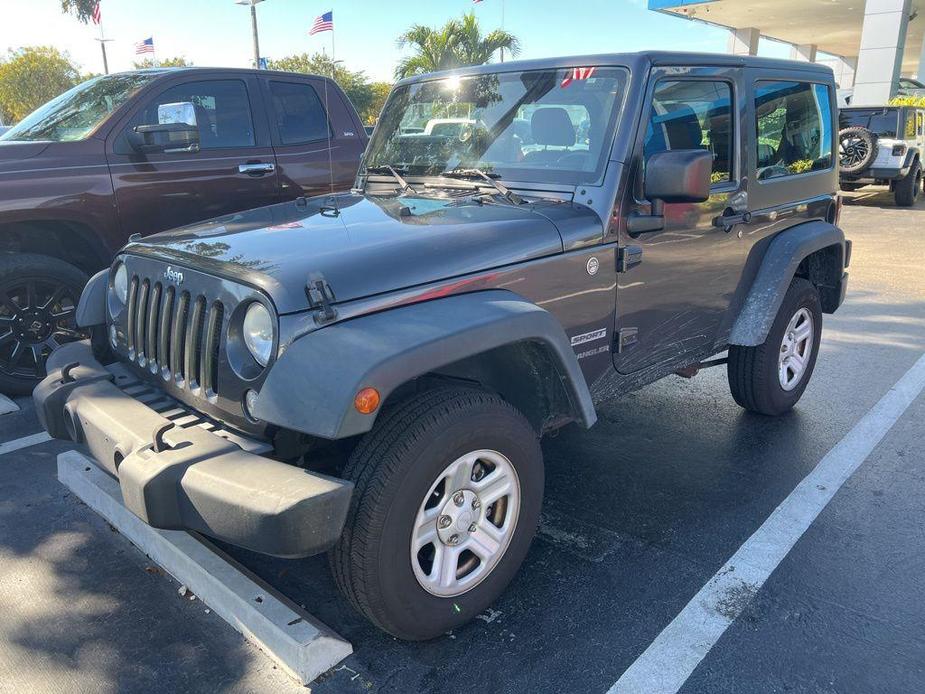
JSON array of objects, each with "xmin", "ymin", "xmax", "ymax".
[
  {"xmin": 727, "ymin": 277, "xmax": 822, "ymax": 416},
  {"xmin": 894, "ymin": 159, "xmax": 922, "ymax": 207},
  {"xmin": 330, "ymin": 387, "xmax": 543, "ymax": 640},
  {"xmin": 0, "ymin": 254, "xmax": 88, "ymax": 394}
]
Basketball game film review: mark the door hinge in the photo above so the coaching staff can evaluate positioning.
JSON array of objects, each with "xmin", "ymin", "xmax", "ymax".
[
  {"xmin": 306, "ymin": 273, "xmax": 337, "ymax": 324},
  {"xmin": 617, "ymin": 245, "xmax": 643, "ymax": 273},
  {"xmin": 618, "ymin": 327, "xmax": 638, "ymax": 353}
]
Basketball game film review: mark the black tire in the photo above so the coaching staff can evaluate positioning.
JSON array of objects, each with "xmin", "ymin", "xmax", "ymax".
[
  {"xmin": 330, "ymin": 387, "xmax": 543, "ymax": 640},
  {"xmin": 0, "ymin": 253, "xmax": 88, "ymax": 395},
  {"xmin": 728, "ymin": 277, "xmax": 822, "ymax": 416},
  {"xmin": 839, "ymin": 181, "xmax": 864, "ymax": 192},
  {"xmin": 894, "ymin": 159, "xmax": 922, "ymax": 207},
  {"xmin": 838, "ymin": 126, "xmax": 877, "ymax": 174}
]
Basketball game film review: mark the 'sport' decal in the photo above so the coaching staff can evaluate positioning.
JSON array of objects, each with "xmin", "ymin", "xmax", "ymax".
[{"xmin": 570, "ymin": 328, "xmax": 607, "ymax": 347}]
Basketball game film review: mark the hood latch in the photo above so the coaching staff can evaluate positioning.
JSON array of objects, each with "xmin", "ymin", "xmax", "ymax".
[{"xmin": 306, "ymin": 273, "xmax": 337, "ymax": 325}]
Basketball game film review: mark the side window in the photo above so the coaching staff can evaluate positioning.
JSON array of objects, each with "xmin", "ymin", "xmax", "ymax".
[
  {"xmin": 644, "ymin": 80, "xmax": 734, "ymax": 185},
  {"xmin": 754, "ymin": 81, "xmax": 832, "ymax": 180},
  {"xmin": 904, "ymin": 110, "xmax": 917, "ymax": 139},
  {"xmin": 917, "ymin": 111, "xmax": 924, "ymax": 137},
  {"xmin": 268, "ymin": 81, "xmax": 330, "ymax": 145},
  {"xmin": 133, "ymin": 79, "xmax": 255, "ymax": 149}
]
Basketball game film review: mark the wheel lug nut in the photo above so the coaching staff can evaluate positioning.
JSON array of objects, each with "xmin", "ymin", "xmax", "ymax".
[
  {"xmin": 471, "ymin": 498, "xmax": 480, "ymax": 510},
  {"xmin": 448, "ymin": 534, "xmax": 460, "ymax": 545},
  {"xmin": 453, "ymin": 492, "xmax": 465, "ymax": 506},
  {"xmin": 468, "ymin": 523, "xmax": 477, "ymax": 533},
  {"xmin": 438, "ymin": 515, "xmax": 452, "ymax": 529}
]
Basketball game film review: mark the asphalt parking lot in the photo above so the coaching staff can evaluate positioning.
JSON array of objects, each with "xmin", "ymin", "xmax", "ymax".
[{"xmin": 1, "ymin": 187, "xmax": 924, "ymax": 694}]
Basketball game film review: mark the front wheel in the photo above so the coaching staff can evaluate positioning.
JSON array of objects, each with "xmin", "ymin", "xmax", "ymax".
[
  {"xmin": 329, "ymin": 387, "xmax": 543, "ymax": 640},
  {"xmin": 727, "ymin": 277, "xmax": 822, "ymax": 416},
  {"xmin": 0, "ymin": 253, "xmax": 88, "ymax": 395}
]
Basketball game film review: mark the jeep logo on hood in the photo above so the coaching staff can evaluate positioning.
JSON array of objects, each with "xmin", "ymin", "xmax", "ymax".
[{"xmin": 163, "ymin": 266, "xmax": 184, "ymax": 285}]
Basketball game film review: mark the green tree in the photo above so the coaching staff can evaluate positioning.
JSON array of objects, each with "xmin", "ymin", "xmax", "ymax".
[
  {"xmin": 364, "ymin": 81, "xmax": 393, "ymax": 125},
  {"xmin": 133, "ymin": 57, "xmax": 193, "ymax": 69},
  {"xmin": 267, "ymin": 52, "xmax": 375, "ymax": 121},
  {"xmin": 0, "ymin": 47, "xmax": 80, "ymax": 123},
  {"xmin": 395, "ymin": 12, "xmax": 520, "ymax": 80},
  {"xmin": 60, "ymin": 0, "xmax": 97, "ymax": 23}
]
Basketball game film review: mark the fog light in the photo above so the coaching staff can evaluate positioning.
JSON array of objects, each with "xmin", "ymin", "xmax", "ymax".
[
  {"xmin": 243, "ymin": 389, "xmax": 260, "ymax": 421},
  {"xmin": 109, "ymin": 324, "xmax": 118, "ymax": 348},
  {"xmin": 354, "ymin": 387, "xmax": 380, "ymax": 414}
]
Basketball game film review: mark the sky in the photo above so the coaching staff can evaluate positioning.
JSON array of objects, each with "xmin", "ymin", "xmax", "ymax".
[{"xmin": 2, "ymin": 0, "xmax": 796, "ymax": 83}]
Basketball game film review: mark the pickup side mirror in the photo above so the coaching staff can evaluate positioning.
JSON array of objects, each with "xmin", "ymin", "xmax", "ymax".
[
  {"xmin": 627, "ymin": 149, "xmax": 713, "ymax": 236},
  {"xmin": 127, "ymin": 101, "xmax": 201, "ymax": 154}
]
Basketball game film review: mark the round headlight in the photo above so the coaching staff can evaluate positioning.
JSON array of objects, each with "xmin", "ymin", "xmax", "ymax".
[
  {"xmin": 112, "ymin": 262, "xmax": 128, "ymax": 304},
  {"xmin": 242, "ymin": 302, "xmax": 274, "ymax": 367}
]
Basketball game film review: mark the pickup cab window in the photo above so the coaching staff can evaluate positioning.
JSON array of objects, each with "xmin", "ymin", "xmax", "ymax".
[
  {"xmin": 755, "ymin": 81, "xmax": 833, "ymax": 180},
  {"xmin": 268, "ymin": 81, "xmax": 330, "ymax": 145},
  {"xmin": 129, "ymin": 79, "xmax": 256, "ymax": 150},
  {"xmin": 0, "ymin": 73, "xmax": 158, "ymax": 142}
]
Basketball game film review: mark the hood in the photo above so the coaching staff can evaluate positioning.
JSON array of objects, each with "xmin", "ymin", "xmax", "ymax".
[
  {"xmin": 126, "ymin": 193, "xmax": 600, "ymax": 314},
  {"xmin": 0, "ymin": 141, "xmax": 50, "ymax": 161}
]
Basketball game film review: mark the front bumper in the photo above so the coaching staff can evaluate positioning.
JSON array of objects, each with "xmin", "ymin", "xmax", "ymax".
[{"xmin": 34, "ymin": 341, "xmax": 352, "ymax": 558}]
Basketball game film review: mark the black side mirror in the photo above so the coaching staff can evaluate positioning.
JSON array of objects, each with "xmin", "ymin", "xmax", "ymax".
[
  {"xmin": 627, "ymin": 149, "xmax": 713, "ymax": 236},
  {"xmin": 128, "ymin": 101, "xmax": 201, "ymax": 154}
]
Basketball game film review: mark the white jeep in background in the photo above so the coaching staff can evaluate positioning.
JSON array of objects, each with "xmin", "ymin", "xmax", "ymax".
[{"xmin": 839, "ymin": 105, "xmax": 925, "ymax": 206}]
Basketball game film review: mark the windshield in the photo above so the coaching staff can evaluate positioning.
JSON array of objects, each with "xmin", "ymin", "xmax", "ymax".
[
  {"xmin": 365, "ymin": 66, "xmax": 628, "ymax": 186},
  {"xmin": 0, "ymin": 73, "xmax": 159, "ymax": 143},
  {"xmin": 840, "ymin": 109, "xmax": 900, "ymax": 137}
]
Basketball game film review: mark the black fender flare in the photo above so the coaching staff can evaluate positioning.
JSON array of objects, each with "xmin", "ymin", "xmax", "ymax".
[
  {"xmin": 253, "ymin": 290, "xmax": 597, "ymax": 440},
  {"xmin": 729, "ymin": 221, "xmax": 846, "ymax": 347},
  {"xmin": 76, "ymin": 268, "xmax": 108, "ymax": 328}
]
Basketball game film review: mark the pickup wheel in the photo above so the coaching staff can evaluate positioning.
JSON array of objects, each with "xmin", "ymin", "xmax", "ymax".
[
  {"xmin": 329, "ymin": 387, "xmax": 543, "ymax": 640},
  {"xmin": 727, "ymin": 278, "xmax": 822, "ymax": 416},
  {"xmin": 0, "ymin": 253, "xmax": 88, "ymax": 395},
  {"xmin": 894, "ymin": 159, "xmax": 922, "ymax": 207}
]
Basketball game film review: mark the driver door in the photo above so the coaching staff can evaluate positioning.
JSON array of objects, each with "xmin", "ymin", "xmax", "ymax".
[{"xmin": 614, "ymin": 67, "xmax": 753, "ymax": 375}]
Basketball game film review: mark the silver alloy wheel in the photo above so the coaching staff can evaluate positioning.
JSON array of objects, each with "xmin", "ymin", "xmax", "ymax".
[
  {"xmin": 778, "ymin": 307, "xmax": 814, "ymax": 391},
  {"xmin": 410, "ymin": 449, "xmax": 521, "ymax": 598}
]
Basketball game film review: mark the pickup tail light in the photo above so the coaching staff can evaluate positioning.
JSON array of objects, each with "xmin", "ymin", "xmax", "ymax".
[{"xmin": 892, "ymin": 143, "xmax": 907, "ymax": 157}]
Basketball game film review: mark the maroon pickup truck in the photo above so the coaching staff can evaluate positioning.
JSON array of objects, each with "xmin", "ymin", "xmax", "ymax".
[{"xmin": 0, "ymin": 67, "xmax": 367, "ymax": 393}]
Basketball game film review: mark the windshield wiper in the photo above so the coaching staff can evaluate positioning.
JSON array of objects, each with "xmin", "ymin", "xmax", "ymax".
[
  {"xmin": 439, "ymin": 168, "xmax": 524, "ymax": 205},
  {"xmin": 365, "ymin": 164, "xmax": 417, "ymax": 195}
]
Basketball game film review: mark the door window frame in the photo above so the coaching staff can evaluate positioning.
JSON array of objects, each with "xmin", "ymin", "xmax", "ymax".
[{"xmin": 630, "ymin": 71, "xmax": 740, "ymax": 202}]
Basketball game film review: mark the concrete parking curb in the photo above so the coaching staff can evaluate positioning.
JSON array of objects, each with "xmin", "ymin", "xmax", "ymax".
[{"xmin": 57, "ymin": 450, "xmax": 353, "ymax": 685}]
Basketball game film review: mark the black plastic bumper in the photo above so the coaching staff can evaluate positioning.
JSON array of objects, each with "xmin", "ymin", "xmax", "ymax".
[{"xmin": 33, "ymin": 341, "xmax": 353, "ymax": 558}]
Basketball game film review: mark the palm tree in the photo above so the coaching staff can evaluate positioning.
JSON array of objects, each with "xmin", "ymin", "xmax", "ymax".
[{"xmin": 395, "ymin": 12, "xmax": 520, "ymax": 80}]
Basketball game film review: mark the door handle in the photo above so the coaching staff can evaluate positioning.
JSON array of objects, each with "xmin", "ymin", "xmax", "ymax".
[
  {"xmin": 713, "ymin": 208, "xmax": 751, "ymax": 232},
  {"xmin": 238, "ymin": 162, "xmax": 276, "ymax": 175}
]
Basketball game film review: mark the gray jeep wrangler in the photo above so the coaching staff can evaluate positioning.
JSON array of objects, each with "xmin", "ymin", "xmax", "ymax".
[{"xmin": 34, "ymin": 52, "xmax": 849, "ymax": 640}]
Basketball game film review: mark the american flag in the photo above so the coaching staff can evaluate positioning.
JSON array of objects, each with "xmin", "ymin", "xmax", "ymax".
[
  {"xmin": 135, "ymin": 37, "xmax": 155, "ymax": 55},
  {"xmin": 91, "ymin": 2, "xmax": 101, "ymax": 25},
  {"xmin": 560, "ymin": 66, "xmax": 596, "ymax": 88},
  {"xmin": 309, "ymin": 11, "xmax": 333, "ymax": 35}
]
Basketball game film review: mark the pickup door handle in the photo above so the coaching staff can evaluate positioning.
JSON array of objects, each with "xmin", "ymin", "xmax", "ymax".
[{"xmin": 238, "ymin": 162, "xmax": 276, "ymax": 176}]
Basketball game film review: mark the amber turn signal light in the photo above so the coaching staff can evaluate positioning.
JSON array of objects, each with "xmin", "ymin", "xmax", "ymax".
[{"xmin": 354, "ymin": 387, "xmax": 380, "ymax": 414}]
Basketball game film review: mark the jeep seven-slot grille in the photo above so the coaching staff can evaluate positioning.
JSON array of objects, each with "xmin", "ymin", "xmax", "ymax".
[{"xmin": 125, "ymin": 273, "xmax": 223, "ymax": 395}]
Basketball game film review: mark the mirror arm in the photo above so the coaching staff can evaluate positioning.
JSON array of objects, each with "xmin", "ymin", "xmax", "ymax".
[{"xmin": 626, "ymin": 198, "xmax": 665, "ymax": 237}]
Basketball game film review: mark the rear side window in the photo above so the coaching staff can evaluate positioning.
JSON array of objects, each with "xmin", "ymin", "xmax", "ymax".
[
  {"xmin": 755, "ymin": 81, "xmax": 832, "ymax": 180},
  {"xmin": 268, "ymin": 81, "xmax": 330, "ymax": 145},
  {"xmin": 134, "ymin": 79, "xmax": 255, "ymax": 149},
  {"xmin": 644, "ymin": 80, "xmax": 734, "ymax": 184}
]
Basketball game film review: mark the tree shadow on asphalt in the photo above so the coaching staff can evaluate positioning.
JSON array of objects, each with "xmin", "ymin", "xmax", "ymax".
[{"xmin": 0, "ymin": 444, "xmax": 280, "ymax": 694}]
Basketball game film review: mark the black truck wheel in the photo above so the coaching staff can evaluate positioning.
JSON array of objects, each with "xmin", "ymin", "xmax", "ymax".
[
  {"xmin": 727, "ymin": 277, "xmax": 822, "ymax": 416},
  {"xmin": 330, "ymin": 387, "xmax": 543, "ymax": 640},
  {"xmin": 894, "ymin": 159, "xmax": 922, "ymax": 207},
  {"xmin": 0, "ymin": 253, "xmax": 88, "ymax": 395},
  {"xmin": 838, "ymin": 126, "xmax": 877, "ymax": 174}
]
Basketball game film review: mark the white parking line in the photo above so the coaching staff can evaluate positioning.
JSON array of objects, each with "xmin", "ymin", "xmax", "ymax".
[
  {"xmin": 608, "ymin": 351, "xmax": 925, "ymax": 694},
  {"xmin": 0, "ymin": 432, "xmax": 52, "ymax": 456}
]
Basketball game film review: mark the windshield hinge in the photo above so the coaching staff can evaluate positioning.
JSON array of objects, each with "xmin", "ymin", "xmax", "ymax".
[
  {"xmin": 617, "ymin": 245, "xmax": 643, "ymax": 273},
  {"xmin": 306, "ymin": 273, "xmax": 337, "ymax": 324}
]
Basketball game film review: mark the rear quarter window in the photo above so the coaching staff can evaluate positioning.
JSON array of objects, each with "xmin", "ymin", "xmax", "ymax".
[{"xmin": 755, "ymin": 81, "xmax": 833, "ymax": 181}]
